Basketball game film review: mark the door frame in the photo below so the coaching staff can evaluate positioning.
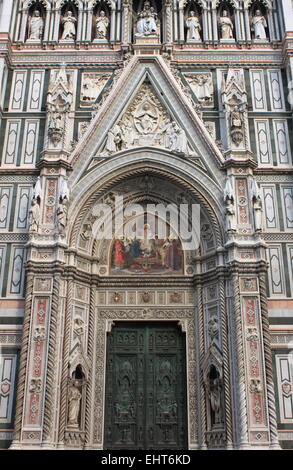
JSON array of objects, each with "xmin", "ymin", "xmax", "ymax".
[{"xmin": 92, "ymin": 307, "xmax": 198, "ymax": 450}]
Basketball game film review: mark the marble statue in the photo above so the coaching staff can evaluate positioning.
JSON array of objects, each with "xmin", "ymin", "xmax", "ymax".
[
  {"xmin": 224, "ymin": 179, "xmax": 236, "ymax": 232},
  {"xmin": 96, "ymin": 11, "xmax": 109, "ymax": 39},
  {"xmin": 135, "ymin": 1, "xmax": 158, "ymax": 37},
  {"xmin": 106, "ymin": 123, "xmax": 122, "ymax": 153},
  {"xmin": 225, "ymin": 198, "xmax": 236, "ymax": 232},
  {"xmin": 253, "ymin": 197, "xmax": 263, "ymax": 232},
  {"xmin": 230, "ymin": 104, "xmax": 245, "ymax": 146},
  {"xmin": 28, "ymin": 198, "xmax": 40, "ymax": 232},
  {"xmin": 186, "ymin": 11, "xmax": 201, "ymax": 41},
  {"xmin": 28, "ymin": 10, "xmax": 44, "ymax": 41},
  {"xmin": 251, "ymin": 10, "xmax": 267, "ymax": 40},
  {"xmin": 61, "ymin": 11, "xmax": 77, "ymax": 40},
  {"xmin": 57, "ymin": 198, "xmax": 68, "ymax": 232},
  {"xmin": 67, "ymin": 381, "xmax": 82, "ymax": 426},
  {"xmin": 219, "ymin": 10, "xmax": 234, "ymax": 40},
  {"xmin": 187, "ymin": 73, "xmax": 213, "ymax": 104},
  {"xmin": 209, "ymin": 376, "xmax": 223, "ymax": 425}
]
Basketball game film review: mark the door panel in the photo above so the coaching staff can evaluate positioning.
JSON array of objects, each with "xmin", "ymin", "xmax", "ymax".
[{"xmin": 104, "ymin": 322, "xmax": 188, "ymax": 450}]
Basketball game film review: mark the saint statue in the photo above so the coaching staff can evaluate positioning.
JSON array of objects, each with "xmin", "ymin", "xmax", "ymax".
[
  {"xmin": 61, "ymin": 11, "xmax": 77, "ymax": 40},
  {"xmin": 251, "ymin": 10, "xmax": 267, "ymax": 40},
  {"xmin": 67, "ymin": 381, "xmax": 82, "ymax": 427},
  {"xmin": 96, "ymin": 10, "xmax": 109, "ymax": 39},
  {"xmin": 28, "ymin": 10, "xmax": 44, "ymax": 41},
  {"xmin": 135, "ymin": 1, "xmax": 158, "ymax": 37},
  {"xmin": 28, "ymin": 198, "xmax": 40, "ymax": 232},
  {"xmin": 209, "ymin": 377, "xmax": 223, "ymax": 425},
  {"xmin": 253, "ymin": 196, "xmax": 263, "ymax": 232},
  {"xmin": 106, "ymin": 123, "xmax": 122, "ymax": 153},
  {"xmin": 186, "ymin": 11, "xmax": 201, "ymax": 41},
  {"xmin": 225, "ymin": 197, "xmax": 236, "ymax": 232},
  {"xmin": 219, "ymin": 10, "xmax": 234, "ymax": 40},
  {"xmin": 57, "ymin": 198, "xmax": 68, "ymax": 232}
]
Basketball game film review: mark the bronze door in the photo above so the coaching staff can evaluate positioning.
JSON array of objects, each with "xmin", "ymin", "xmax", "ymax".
[{"xmin": 104, "ymin": 322, "xmax": 188, "ymax": 450}]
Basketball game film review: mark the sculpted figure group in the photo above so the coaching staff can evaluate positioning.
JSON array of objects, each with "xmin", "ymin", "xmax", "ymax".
[{"xmin": 27, "ymin": 5, "xmax": 269, "ymax": 43}]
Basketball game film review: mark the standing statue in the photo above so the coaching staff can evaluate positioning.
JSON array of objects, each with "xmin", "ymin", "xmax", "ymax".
[
  {"xmin": 186, "ymin": 11, "xmax": 201, "ymax": 41},
  {"xmin": 135, "ymin": 1, "xmax": 158, "ymax": 37},
  {"xmin": 253, "ymin": 196, "xmax": 263, "ymax": 232},
  {"xmin": 67, "ymin": 381, "xmax": 82, "ymax": 427},
  {"xmin": 224, "ymin": 179, "xmax": 236, "ymax": 232},
  {"xmin": 251, "ymin": 10, "xmax": 267, "ymax": 40},
  {"xmin": 230, "ymin": 104, "xmax": 244, "ymax": 146},
  {"xmin": 57, "ymin": 198, "xmax": 68, "ymax": 233},
  {"xmin": 219, "ymin": 10, "xmax": 234, "ymax": 40},
  {"xmin": 28, "ymin": 198, "xmax": 40, "ymax": 232},
  {"xmin": 61, "ymin": 11, "xmax": 77, "ymax": 40},
  {"xmin": 96, "ymin": 11, "xmax": 109, "ymax": 39},
  {"xmin": 28, "ymin": 10, "xmax": 44, "ymax": 41},
  {"xmin": 225, "ymin": 197, "xmax": 236, "ymax": 232},
  {"xmin": 209, "ymin": 377, "xmax": 223, "ymax": 425}
]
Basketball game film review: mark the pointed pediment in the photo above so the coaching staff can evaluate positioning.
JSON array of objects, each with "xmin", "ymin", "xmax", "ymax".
[
  {"xmin": 69, "ymin": 56, "xmax": 225, "ymax": 188},
  {"xmin": 95, "ymin": 80, "xmax": 198, "ymax": 158}
]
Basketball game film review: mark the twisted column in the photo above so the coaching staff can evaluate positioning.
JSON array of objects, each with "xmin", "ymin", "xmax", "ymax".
[
  {"xmin": 232, "ymin": 274, "xmax": 249, "ymax": 447},
  {"xmin": 12, "ymin": 273, "xmax": 34, "ymax": 441},
  {"xmin": 43, "ymin": 275, "xmax": 60, "ymax": 443},
  {"xmin": 197, "ymin": 280, "xmax": 207, "ymax": 448},
  {"xmin": 259, "ymin": 273, "xmax": 280, "ymax": 448},
  {"xmin": 219, "ymin": 278, "xmax": 233, "ymax": 447},
  {"xmin": 58, "ymin": 277, "xmax": 73, "ymax": 442},
  {"xmin": 84, "ymin": 283, "xmax": 96, "ymax": 445}
]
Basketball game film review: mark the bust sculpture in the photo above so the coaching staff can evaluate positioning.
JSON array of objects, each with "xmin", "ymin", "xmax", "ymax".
[
  {"xmin": 219, "ymin": 10, "xmax": 234, "ymax": 40},
  {"xmin": 186, "ymin": 11, "xmax": 201, "ymax": 41},
  {"xmin": 28, "ymin": 10, "xmax": 44, "ymax": 41},
  {"xmin": 135, "ymin": 1, "xmax": 158, "ymax": 37},
  {"xmin": 251, "ymin": 10, "xmax": 267, "ymax": 40},
  {"xmin": 96, "ymin": 10, "xmax": 109, "ymax": 40},
  {"xmin": 61, "ymin": 11, "xmax": 77, "ymax": 40}
]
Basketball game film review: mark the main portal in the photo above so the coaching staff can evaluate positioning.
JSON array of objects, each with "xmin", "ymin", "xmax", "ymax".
[{"xmin": 104, "ymin": 322, "xmax": 188, "ymax": 450}]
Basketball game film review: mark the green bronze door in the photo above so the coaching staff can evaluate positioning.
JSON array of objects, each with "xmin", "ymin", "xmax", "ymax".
[{"xmin": 104, "ymin": 322, "xmax": 188, "ymax": 450}]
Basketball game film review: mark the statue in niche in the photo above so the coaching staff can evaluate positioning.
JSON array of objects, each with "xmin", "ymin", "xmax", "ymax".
[
  {"xmin": 186, "ymin": 11, "xmax": 201, "ymax": 41},
  {"xmin": 225, "ymin": 197, "xmax": 236, "ymax": 232},
  {"xmin": 224, "ymin": 179, "xmax": 236, "ymax": 232},
  {"xmin": 57, "ymin": 197, "xmax": 68, "ymax": 233},
  {"xmin": 67, "ymin": 381, "xmax": 82, "ymax": 427},
  {"xmin": 28, "ymin": 10, "xmax": 44, "ymax": 41},
  {"xmin": 230, "ymin": 103, "xmax": 245, "ymax": 146},
  {"xmin": 209, "ymin": 375, "xmax": 223, "ymax": 425},
  {"xmin": 219, "ymin": 10, "xmax": 234, "ymax": 40},
  {"xmin": 28, "ymin": 198, "xmax": 40, "ymax": 232},
  {"xmin": 61, "ymin": 11, "xmax": 77, "ymax": 40},
  {"xmin": 253, "ymin": 195, "xmax": 263, "ymax": 232},
  {"xmin": 96, "ymin": 10, "xmax": 109, "ymax": 39},
  {"xmin": 251, "ymin": 10, "xmax": 267, "ymax": 40},
  {"xmin": 135, "ymin": 1, "xmax": 159, "ymax": 37}
]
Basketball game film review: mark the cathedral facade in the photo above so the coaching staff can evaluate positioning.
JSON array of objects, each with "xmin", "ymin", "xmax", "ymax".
[{"xmin": 0, "ymin": 0, "xmax": 293, "ymax": 450}]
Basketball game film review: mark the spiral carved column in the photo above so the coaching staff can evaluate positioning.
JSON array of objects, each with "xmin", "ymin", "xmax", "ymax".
[
  {"xmin": 58, "ymin": 277, "xmax": 74, "ymax": 443},
  {"xmin": 12, "ymin": 273, "xmax": 34, "ymax": 441},
  {"xmin": 197, "ymin": 279, "xmax": 206, "ymax": 448},
  {"xmin": 84, "ymin": 282, "xmax": 96, "ymax": 446},
  {"xmin": 43, "ymin": 275, "xmax": 60, "ymax": 444},
  {"xmin": 259, "ymin": 273, "xmax": 280, "ymax": 448},
  {"xmin": 219, "ymin": 277, "xmax": 233, "ymax": 447},
  {"xmin": 232, "ymin": 274, "xmax": 249, "ymax": 447}
]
